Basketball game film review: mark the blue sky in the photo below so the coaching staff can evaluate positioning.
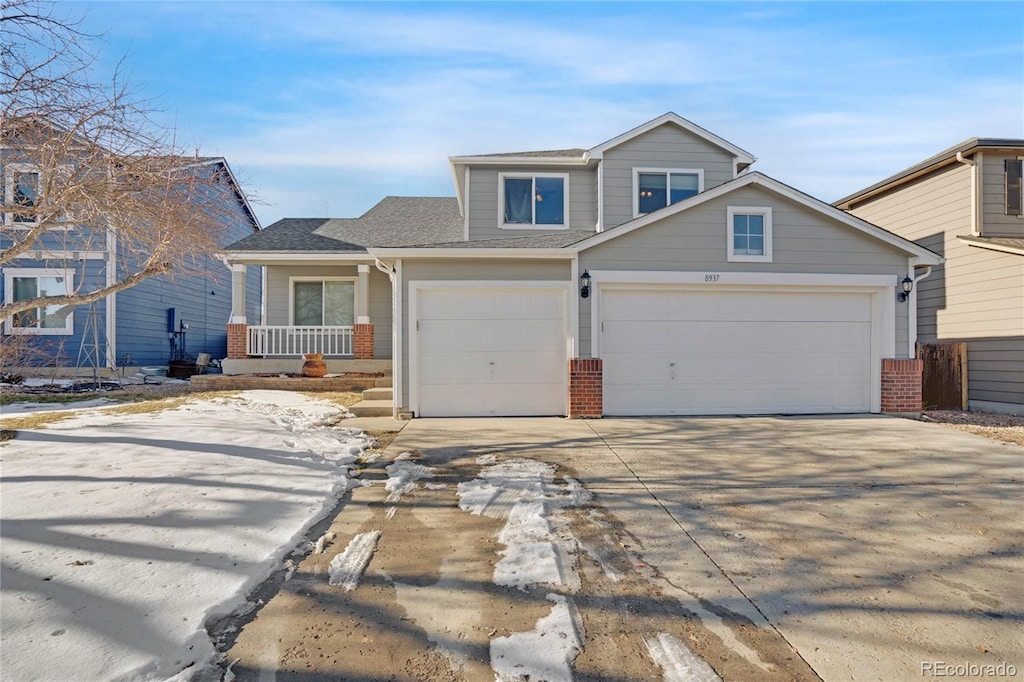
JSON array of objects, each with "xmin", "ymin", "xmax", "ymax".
[{"xmin": 76, "ymin": 1, "xmax": 1023, "ymax": 227}]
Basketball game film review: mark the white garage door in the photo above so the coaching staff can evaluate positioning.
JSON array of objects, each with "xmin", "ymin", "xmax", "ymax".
[
  {"xmin": 414, "ymin": 286, "xmax": 568, "ymax": 417},
  {"xmin": 601, "ymin": 288, "xmax": 874, "ymax": 415}
]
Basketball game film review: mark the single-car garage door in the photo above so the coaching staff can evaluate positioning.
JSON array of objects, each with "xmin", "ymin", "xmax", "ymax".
[
  {"xmin": 413, "ymin": 285, "xmax": 568, "ymax": 417},
  {"xmin": 600, "ymin": 287, "xmax": 875, "ymax": 415}
]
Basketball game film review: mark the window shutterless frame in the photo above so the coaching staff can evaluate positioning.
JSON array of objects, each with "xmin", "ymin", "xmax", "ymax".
[
  {"xmin": 1005, "ymin": 159, "xmax": 1023, "ymax": 217},
  {"xmin": 632, "ymin": 167, "xmax": 704, "ymax": 217},
  {"xmin": 2, "ymin": 268, "xmax": 75, "ymax": 335},
  {"xmin": 726, "ymin": 206, "xmax": 773, "ymax": 262},
  {"xmin": 497, "ymin": 172, "xmax": 569, "ymax": 229}
]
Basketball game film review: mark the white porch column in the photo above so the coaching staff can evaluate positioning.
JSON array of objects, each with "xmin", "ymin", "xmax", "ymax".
[
  {"xmin": 356, "ymin": 263, "xmax": 370, "ymax": 324},
  {"xmin": 230, "ymin": 263, "xmax": 247, "ymax": 324}
]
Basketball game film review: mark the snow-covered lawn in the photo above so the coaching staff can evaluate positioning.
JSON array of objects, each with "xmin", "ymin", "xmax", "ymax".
[{"xmin": 0, "ymin": 390, "xmax": 371, "ymax": 682}]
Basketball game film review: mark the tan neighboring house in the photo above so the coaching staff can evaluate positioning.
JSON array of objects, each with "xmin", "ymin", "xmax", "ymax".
[{"xmin": 836, "ymin": 139, "xmax": 1024, "ymax": 415}]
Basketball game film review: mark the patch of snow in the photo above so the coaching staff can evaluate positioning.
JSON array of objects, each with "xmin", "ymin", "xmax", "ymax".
[
  {"xmin": 490, "ymin": 594, "xmax": 582, "ymax": 682},
  {"xmin": 384, "ymin": 454, "xmax": 434, "ymax": 503},
  {"xmin": 0, "ymin": 390, "xmax": 372, "ymax": 681},
  {"xmin": 328, "ymin": 530, "xmax": 382, "ymax": 591},
  {"xmin": 423, "ymin": 482, "xmax": 447, "ymax": 490},
  {"xmin": 644, "ymin": 632, "xmax": 722, "ymax": 682},
  {"xmin": 476, "ymin": 454, "xmax": 499, "ymax": 465},
  {"xmin": 458, "ymin": 458, "xmax": 586, "ymax": 592},
  {"xmin": 313, "ymin": 531, "xmax": 336, "ymax": 554},
  {"xmin": 0, "ymin": 397, "xmax": 117, "ymax": 416}
]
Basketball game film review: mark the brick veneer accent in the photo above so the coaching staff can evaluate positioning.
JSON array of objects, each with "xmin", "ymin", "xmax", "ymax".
[
  {"xmin": 881, "ymin": 358, "xmax": 923, "ymax": 415},
  {"xmin": 353, "ymin": 323, "xmax": 375, "ymax": 360},
  {"xmin": 569, "ymin": 358, "xmax": 603, "ymax": 418},
  {"xmin": 226, "ymin": 323, "xmax": 248, "ymax": 359}
]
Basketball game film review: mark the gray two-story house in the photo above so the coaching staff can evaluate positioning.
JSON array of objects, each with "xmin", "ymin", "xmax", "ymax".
[
  {"xmin": 224, "ymin": 113, "xmax": 941, "ymax": 418},
  {"xmin": 836, "ymin": 139, "xmax": 1024, "ymax": 415}
]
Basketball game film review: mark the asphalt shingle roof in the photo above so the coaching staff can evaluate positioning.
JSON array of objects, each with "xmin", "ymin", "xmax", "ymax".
[
  {"xmin": 462, "ymin": 148, "xmax": 587, "ymax": 159},
  {"xmin": 401, "ymin": 230, "xmax": 596, "ymax": 249},
  {"xmin": 227, "ymin": 197, "xmax": 464, "ymax": 252}
]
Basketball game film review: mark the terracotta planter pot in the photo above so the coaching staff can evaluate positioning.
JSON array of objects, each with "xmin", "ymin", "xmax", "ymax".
[{"xmin": 301, "ymin": 353, "xmax": 327, "ymax": 378}]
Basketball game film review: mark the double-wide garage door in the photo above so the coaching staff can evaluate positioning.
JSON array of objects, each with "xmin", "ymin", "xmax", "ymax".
[
  {"xmin": 601, "ymin": 287, "xmax": 875, "ymax": 415},
  {"xmin": 415, "ymin": 287, "xmax": 568, "ymax": 417}
]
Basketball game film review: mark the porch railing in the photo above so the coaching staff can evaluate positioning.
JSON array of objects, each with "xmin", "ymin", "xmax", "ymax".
[{"xmin": 247, "ymin": 325, "xmax": 353, "ymax": 357}]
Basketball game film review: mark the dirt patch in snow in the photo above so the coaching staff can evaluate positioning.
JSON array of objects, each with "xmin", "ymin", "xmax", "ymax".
[{"xmin": 921, "ymin": 410, "xmax": 1024, "ymax": 447}]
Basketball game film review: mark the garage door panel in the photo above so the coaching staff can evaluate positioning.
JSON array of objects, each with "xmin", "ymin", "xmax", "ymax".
[
  {"xmin": 601, "ymin": 288, "xmax": 875, "ymax": 415},
  {"xmin": 416, "ymin": 288, "xmax": 567, "ymax": 417}
]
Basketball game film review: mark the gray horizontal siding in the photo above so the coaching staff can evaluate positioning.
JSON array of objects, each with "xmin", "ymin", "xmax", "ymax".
[
  {"xmin": 580, "ymin": 185, "xmax": 911, "ymax": 359},
  {"xmin": 981, "ymin": 152, "xmax": 1024, "ymax": 238},
  {"xmin": 602, "ymin": 124, "xmax": 737, "ymax": 229},
  {"xmin": 466, "ymin": 167, "xmax": 596, "ymax": 240}
]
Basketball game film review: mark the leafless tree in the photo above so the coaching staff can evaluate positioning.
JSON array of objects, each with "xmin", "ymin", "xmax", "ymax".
[{"xmin": 1, "ymin": 0, "xmax": 245, "ymax": 326}]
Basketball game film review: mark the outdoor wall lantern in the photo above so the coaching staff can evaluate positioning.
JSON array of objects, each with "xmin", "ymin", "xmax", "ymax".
[
  {"xmin": 580, "ymin": 270, "xmax": 592, "ymax": 298},
  {"xmin": 897, "ymin": 275, "xmax": 914, "ymax": 302}
]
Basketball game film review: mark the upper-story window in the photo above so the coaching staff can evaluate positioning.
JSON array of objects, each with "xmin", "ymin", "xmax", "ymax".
[
  {"xmin": 499, "ymin": 173, "xmax": 568, "ymax": 229},
  {"xmin": 633, "ymin": 168, "xmax": 704, "ymax": 217},
  {"xmin": 3, "ymin": 268, "xmax": 75, "ymax": 335},
  {"xmin": 1005, "ymin": 159, "xmax": 1023, "ymax": 217},
  {"xmin": 4, "ymin": 164, "xmax": 41, "ymax": 225},
  {"xmin": 727, "ymin": 206, "xmax": 773, "ymax": 262}
]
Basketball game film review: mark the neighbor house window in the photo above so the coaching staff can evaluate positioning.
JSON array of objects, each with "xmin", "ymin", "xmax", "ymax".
[
  {"xmin": 4, "ymin": 165, "xmax": 41, "ymax": 225},
  {"xmin": 291, "ymin": 278, "xmax": 355, "ymax": 326},
  {"xmin": 633, "ymin": 168, "xmax": 703, "ymax": 216},
  {"xmin": 1005, "ymin": 159, "xmax": 1023, "ymax": 217},
  {"xmin": 3, "ymin": 268, "xmax": 74, "ymax": 335},
  {"xmin": 499, "ymin": 173, "xmax": 568, "ymax": 228},
  {"xmin": 727, "ymin": 206, "xmax": 773, "ymax": 262}
]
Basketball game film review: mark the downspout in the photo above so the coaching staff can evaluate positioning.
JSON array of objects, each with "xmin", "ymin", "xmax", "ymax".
[
  {"xmin": 374, "ymin": 257, "xmax": 400, "ymax": 419},
  {"xmin": 907, "ymin": 260, "xmax": 934, "ymax": 358},
  {"xmin": 955, "ymin": 151, "xmax": 980, "ymax": 236},
  {"xmin": 105, "ymin": 228, "xmax": 117, "ymax": 370}
]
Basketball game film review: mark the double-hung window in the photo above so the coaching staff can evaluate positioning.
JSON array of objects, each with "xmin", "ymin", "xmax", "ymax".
[
  {"xmin": 4, "ymin": 164, "xmax": 41, "ymax": 225},
  {"xmin": 291, "ymin": 278, "xmax": 355, "ymax": 326},
  {"xmin": 3, "ymin": 268, "xmax": 74, "ymax": 335},
  {"xmin": 633, "ymin": 168, "xmax": 703, "ymax": 216},
  {"xmin": 727, "ymin": 207, "xmax": 773, "ymax": 262},
  {"xmin": 499, "ymin": 173, "xmax": 568, "ymax": 228}
]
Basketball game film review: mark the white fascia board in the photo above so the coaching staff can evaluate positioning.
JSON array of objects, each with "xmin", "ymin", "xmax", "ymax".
[
  {"xmin": 18, "ymin": 250, "xmax": 107, "ymax": 260},
  {"xmin": 587, "ymin": 270, "xmax": 898, "ymax": 288},
  {"xmin": 448, "ymin": 159, "xmax": 465, "ymax": 216},
  {"xmin": 588, "ymin": 112, "xmax": 756, "ymax": 166},
  {"xmin": 223, "ymin": 252, "xmax": 375, "ymax": 264},
  {"xmin": 573, "ymin": 172, "xmax": 943, "ymax": 264},
  {"xmin": 369, "ymin": 248, "xmax": 574, "ymax": 259},
  {"xmin": 178, "ymin": 158, "xmax": 262, "ymax": 231},
  {"xmin": 448, "ymin": 155, "xmax": 589, "ymax": 167}
]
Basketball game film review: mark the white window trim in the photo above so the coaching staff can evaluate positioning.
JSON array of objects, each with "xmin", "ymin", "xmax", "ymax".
[
  {"xmin": 4, "ymin": 163, "xmax": 42, "ymax": 227},
  {"xmin": 632, "ymin": 167, "xmax": 705, "ymax": 218},
  {"xmin": 497, "ymin": 172, "xmax": 570, "ymax": 230},
  {"xmin": 3, "ymin": 267, "xmax": 75, "ymax": 335},
  {"xmin": 288, "ymin": 276, "xmax": 357, "ymax": 326},
  {"xmin": 727, "ymin": 206, "xmax": 773, "ymax": 263}
]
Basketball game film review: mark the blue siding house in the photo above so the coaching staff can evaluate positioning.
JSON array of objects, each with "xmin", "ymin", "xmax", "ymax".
[{"xmin": 1, "ymin": 155, "xmax": 262, "ymax": 371}]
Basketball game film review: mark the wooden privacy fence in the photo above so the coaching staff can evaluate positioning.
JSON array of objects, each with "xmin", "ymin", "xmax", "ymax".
[{"xmin": 917, "ymin": 342, "xmax": 968, "ymax": 410}]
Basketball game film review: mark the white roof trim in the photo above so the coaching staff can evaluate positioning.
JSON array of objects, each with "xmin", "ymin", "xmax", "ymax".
[
  {"xmin": 572, "ymin": 172, "xmax": 943, "ymax": 264},
  {"xmin": 957, "ymin": 235, "xmax": 1024, "ymax": 256},
  {"xmin": 182, "ymin": 157, "xmax": 262, "ymax": 231},
  {"xmin": 369, "ymin": 247, "xmax": 573, "ymax": 259},
  {"xmin": 588, "ymin": 112, "xmax": 756, "ymax": 166}
]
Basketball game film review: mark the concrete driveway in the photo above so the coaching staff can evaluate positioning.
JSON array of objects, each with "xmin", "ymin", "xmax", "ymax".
[{"xmin": 386, "ymin": 414, "xmax": 1023, "ymax": 680}]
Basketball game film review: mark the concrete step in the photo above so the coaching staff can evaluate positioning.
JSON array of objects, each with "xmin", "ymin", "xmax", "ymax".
[
  {"xmin": 348, "ymin": 399, "xmax": 393, "ymax": 418},
  {"xmin": 362, "ymin": 387, "xmax": 393, "ymax": 401},
  {"xmin": 375, "ymin": 376, "xmax": 393, "ymax": 388}
]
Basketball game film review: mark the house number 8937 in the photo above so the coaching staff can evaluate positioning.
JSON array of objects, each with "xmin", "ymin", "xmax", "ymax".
[{"xmin": 705, "ymin": 274, "xmax": 720, "ymax": 282}]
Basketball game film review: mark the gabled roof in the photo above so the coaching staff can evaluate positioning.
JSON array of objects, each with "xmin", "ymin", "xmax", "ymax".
[
  {"xmin": 448, "ymin": 113, "xmax": 756, "ymax": 215},
  {"xmin": 572, "ymin": 171, "xmax": 942, "ymax": 264},
  {"xmin": 226, "ymin": 197, "xmax": 462, "ymax": 254},
  {"xmin": 834, "ymin": 138, "xmax": 1024, "ymax": 209},
  {"xmin": 182, "ymin": 157, "xmax": 261, "ymax": 232},
  {"xmin": 588, "ymin": 112, "xmax": 756, "ymax": 167}
]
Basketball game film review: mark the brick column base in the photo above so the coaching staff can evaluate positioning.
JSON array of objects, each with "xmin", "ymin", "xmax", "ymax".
[
  {"xmin": 881, "ymin": 358, "xmax": 923, "ymax": 416},
  {"xmin": 353, "ymin": 323, "xmax": 375, "ymax": 360},
  {"xmin": 569, "ymin": 358, "xmax": 603, "ymax": 418},
  {"xmin": 226, "ymin": 323, "xmax": 248, "ymax": 359}
]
